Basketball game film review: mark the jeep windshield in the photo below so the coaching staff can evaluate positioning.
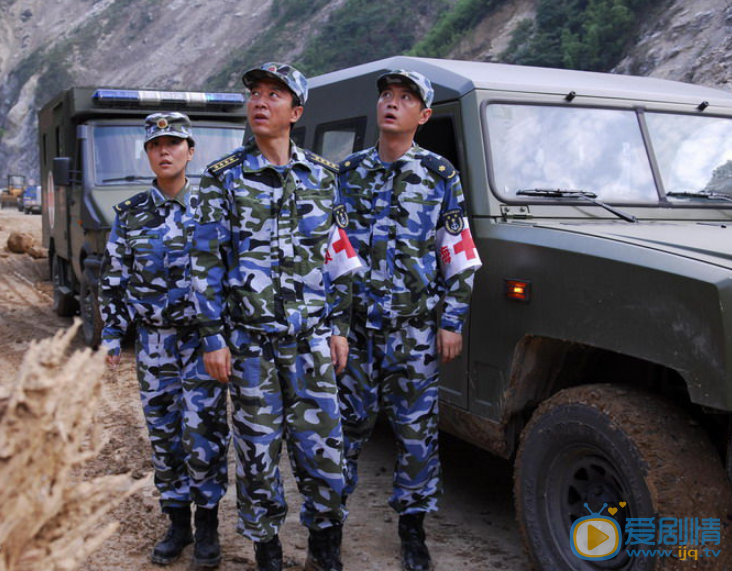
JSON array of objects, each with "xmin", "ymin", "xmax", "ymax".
[
  {"xmin": 645, "ymin": 113, "xmax": 732, "ymax": 202},
  {"xmin": 92, "ymin": 125, "xmax": 244, "ymax": 186},
  {"xmin": 486, "ymin": 104, "xmax": 658, "ymax": 204},
  {"xmin": 486, "ymin": 103, "xmax": 732, "ymax": 208}
]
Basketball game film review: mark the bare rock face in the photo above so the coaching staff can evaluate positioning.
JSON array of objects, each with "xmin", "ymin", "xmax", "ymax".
[
  {"xmin": 614, "ymin": 0, "xmax": 732, "ymax": 90},
  {"xmin": 6, "ymin": 231, "xmax": 34, "ymax": 254}
]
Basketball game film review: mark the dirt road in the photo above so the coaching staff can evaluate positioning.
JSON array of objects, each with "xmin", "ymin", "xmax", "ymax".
[{"xmin": 0, "ymin": 208, "xmax": 531, "ymax": 571}]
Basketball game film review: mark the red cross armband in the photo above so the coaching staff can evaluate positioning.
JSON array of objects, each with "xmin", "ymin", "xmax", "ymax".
[
  {"xmin": 325, "ymin": 207, "xmax": 363, "ymax": 280},
  {"xmin": 437, "ymin": 210, "xmax": 482, "ymax": 280}
]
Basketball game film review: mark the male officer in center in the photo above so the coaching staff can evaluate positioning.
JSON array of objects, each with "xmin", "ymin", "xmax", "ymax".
[
  {"xmin": 337, "ymin": 70, "xmax": 481, "ymax": 571},
  {"xmin": 191, "ymin": 63, "xmax": 360, "ymax": 571}
]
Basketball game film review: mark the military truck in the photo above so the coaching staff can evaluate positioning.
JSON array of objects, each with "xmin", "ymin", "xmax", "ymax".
[
  {"xmin": 298, "ymin": 56, "xmax": 732, "ymax": 569},
  {"xmin": 40, "ymin": 87, "xmax": 247, "ymax": 347},
  {"xmin": 2, "ymin": 174, "xmax": 26, "ymax": 208}
]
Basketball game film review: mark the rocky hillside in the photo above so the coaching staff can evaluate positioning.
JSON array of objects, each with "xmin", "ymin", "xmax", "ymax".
[{"xmin": 1, "ymin": 0, "xmax": 731, "ymax": 183}]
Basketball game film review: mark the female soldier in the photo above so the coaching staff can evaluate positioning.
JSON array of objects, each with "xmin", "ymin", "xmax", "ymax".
[{"xmin": 100, "ymin": 112, "xmax": 229, "ymax": 568}]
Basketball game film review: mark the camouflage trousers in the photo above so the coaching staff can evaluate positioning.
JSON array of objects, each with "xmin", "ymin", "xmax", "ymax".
[
  {"xmin": 338, "ymin": 315, "xmax": 442, "ymax": 514},
  {"xmin": 135, "ymin": 325, "xmax": 229, "ymax": 511},
  {"xmin": 228, "ymin": 325, "xmax": 347, "ymax": 541}
]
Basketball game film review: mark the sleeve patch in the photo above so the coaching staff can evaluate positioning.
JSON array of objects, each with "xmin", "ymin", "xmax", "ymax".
[
  {"xmin": 333, "ymin": 204, "xmax": 349, "ymax": 228},
  {"xmin": 443, "ymin": 209, "xmax": 464, "ymax": 235}
]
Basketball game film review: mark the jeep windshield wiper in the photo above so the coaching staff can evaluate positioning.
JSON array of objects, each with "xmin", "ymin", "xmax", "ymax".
[
  {"xmin": 666, "ymin": 190, "xmax": 732, "ymax": 204},
  {"xmin": 517, "ymin": 189, "xmax": 637, "ymax": 223},
  {"xmin": 102, "ymin": 175, "xmax": 150, "ymax": 183}
]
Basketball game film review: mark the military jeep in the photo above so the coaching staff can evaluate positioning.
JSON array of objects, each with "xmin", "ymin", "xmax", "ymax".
[{"xmin": 296, "ymin": 56, "xmax": 732, "ymax": 570}]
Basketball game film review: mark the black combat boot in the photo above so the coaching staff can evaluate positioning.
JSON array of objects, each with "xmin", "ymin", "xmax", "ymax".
[
  {"xmin": 193, "ymin": 505, "xmax": 221, "ymax": 568},
  {"xmin": 399, "ymin": 513, "xmax": 433, "ymax": 571},
  {"xmin": 150, "ymin": 506, "xmax": 193, "ymax": 565},
  {"xmin": 254, "ymin": 535, "xmax": 283, "ymax": 571},
  {"xmin": 304, "ymin": 525, "xmax": 343, "ymax": 571}
]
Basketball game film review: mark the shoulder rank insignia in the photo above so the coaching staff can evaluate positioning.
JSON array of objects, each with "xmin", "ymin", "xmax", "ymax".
[
  {"xmin": 208, "ymin": 150, "xmax": 244, "ymax": 177},
  {"xmin": 421, "ymin": 154, "xmax": 457, "ymax": 180},
  {"xmin": 304, "ymin": 149, "xmax": 339, "ymax": 173},
  {"xmin": 339, "ymin": 151, "xmax": 367, "ymax": 173},
  {"xmin": 443, "ymin": 209, "xmax": 464, "ymax": 236},
  {"xmin": 114, "ymin": 190, "xmax": 149, "ymax": 213},
  {"xmin": 333, "ymin": 204, "xmax": 349, "ymax": 228}
]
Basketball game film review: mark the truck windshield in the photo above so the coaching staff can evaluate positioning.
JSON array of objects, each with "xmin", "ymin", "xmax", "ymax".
[
  {"xmin": 645, "ymin": 113, "xmax": 732, "ymax": 200},
  {"xmin": 485, "ymin": 104, "xmax": 658, "ymax": 204},
  {"xmin": 93, "ymin": 125, "xmax": 244, "ymax": 185}
]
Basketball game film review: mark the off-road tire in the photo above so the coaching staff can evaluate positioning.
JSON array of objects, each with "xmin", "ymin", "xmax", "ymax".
[
  {"xmin": 79, "ymin": 268, "xmax": 102, "ymax": 349},
  {"xmin": 515, "ymin": 384, "xmax": 732, "ymax": 571}
]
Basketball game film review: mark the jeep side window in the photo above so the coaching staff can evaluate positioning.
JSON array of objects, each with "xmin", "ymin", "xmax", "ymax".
[
  {"xmin": 415, "ymin": 114, "xmax": 462, "ymax": 173},
  {"xmin": 485, "ymin": 104, "xmax": 658, "ymax": 204},
  {"xmin": 645, "ymin": 113, "xmax": 732, "ymax": 198},
  {"xmin": 315, "ymin": 117, "xmax": 366, "ymax": 162}
]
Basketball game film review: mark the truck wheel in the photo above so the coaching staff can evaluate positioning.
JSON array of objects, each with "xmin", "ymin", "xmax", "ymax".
[
  {"xmin": 515, "ymin": 384, "xmax": 732, "ymax": 570},
  {"xmin": 79, "ymin": 269, "xmax": 102, "ymax": 349},
  {"xmin": 52, "ymin": 254, "xmax": 78, "ymax": 317}
]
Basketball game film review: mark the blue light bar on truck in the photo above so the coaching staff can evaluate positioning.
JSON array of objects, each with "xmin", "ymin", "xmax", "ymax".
[{"xmin": 92, "ymin": 89, "xmax": 244, "ymax": 107}]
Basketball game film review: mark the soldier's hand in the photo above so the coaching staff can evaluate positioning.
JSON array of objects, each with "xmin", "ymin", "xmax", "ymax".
[
  {"xmin": 204, "ymin": 347, "xmax": 232, "ymax": 383},
  {"xmin": 330, "ymin": 335, "xmax": 349, "ymax": 375},
  {"xmin": 437, "ymin": 328, "xmax": 463, "ymax": 363},
  {"xmin": 105, "ymin": 353, "xmax": 121, "ymax": 369}
]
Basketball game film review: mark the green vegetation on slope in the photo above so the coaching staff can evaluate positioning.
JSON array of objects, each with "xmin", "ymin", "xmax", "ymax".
[
  {"xmin": 206, "ymin": 0, "xmax": 660, "ymax": 87},
  {"xmin": 297, "ymin": 0, "xmax": 447, "ymax": 76},
  {"xmin": 501, "ymin": 0, "xmax": 657, "ymax": 71},
  {"xmin": 206, "ymin": 0, "xmax": 448, "ymax": 86},
  {"xmin": 206, "ymin": 0, "xmax": 331, "ymax": 89},
  {"xmin": 409, "ymin": 0, "xmax": 502, "ymax": 58}
]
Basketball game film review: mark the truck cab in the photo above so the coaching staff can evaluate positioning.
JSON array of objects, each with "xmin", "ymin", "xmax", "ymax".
[
  {"xmin": 298, "ymin": 56, "xmax": 732, "ymax": 569},
  {"xmin": 39, "ymin": 87, "xmax": 247, "ymax": 347}
]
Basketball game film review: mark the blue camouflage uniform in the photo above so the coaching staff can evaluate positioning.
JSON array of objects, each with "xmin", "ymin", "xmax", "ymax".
[
  {"xmin": 337, "ymin": 142, "xmax": 478, "ymax": 515},
  {"xmin": 191, "ymin": 136, "xmax": 350, "ymax": 541},
  {"xmin": 100, "ymin": 181, "xmax": 229, "ymax": 510}
]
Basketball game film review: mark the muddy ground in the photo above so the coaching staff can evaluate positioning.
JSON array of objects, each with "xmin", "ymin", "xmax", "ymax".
[{"xmin": 0, "ymin": 208, "xmax": 531, "ymax": 571}]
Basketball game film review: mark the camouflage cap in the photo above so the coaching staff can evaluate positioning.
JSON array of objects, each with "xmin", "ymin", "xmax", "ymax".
[
  {"xmin": 242, "ymin": 62, "xmax": 309, "ymax": 106},
  {"xmin": 144, "ymin": 112, "xmax": 195, "ymax": 146},
  {"xmin": 377, "ymin": 69, "xmax": 434, "ymax": 108}
]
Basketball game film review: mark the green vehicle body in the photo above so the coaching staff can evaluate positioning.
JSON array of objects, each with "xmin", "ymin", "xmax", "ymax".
[
  {"xmin": 299, "ymin": 57, "xmax": 732, "ymax": 568},
  {"xmin": 39, "ymin": 87, "xmax": 247, "ymax": 346}
]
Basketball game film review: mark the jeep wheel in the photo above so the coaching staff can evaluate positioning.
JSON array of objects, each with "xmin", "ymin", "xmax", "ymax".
[
  {"xmin": 515, "ymin": 384, "xmax": 732, "ymax": 571},
  {"xmin": 52, "ymin": 254, "xmax": 78, "ymax": 317},
  {"xmin": 79, "ymin": 269, "xmax": 102, "ymax": 348}
]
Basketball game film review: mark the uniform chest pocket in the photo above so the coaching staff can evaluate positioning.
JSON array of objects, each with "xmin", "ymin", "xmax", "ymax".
[
  {"xmin": 398, "ymin": 189, "xmax": 441, "ymax": 206},
  {"xmin": 232, "ymin": 192, "xmax": 270, "ymax": 230},
  {"xmin": 128, "ymin": 230, "xmax": 164, "ymax": 255},
  {"xmin": 296, "ymin": 188, "xmax": 331, "ymax": 229}
]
